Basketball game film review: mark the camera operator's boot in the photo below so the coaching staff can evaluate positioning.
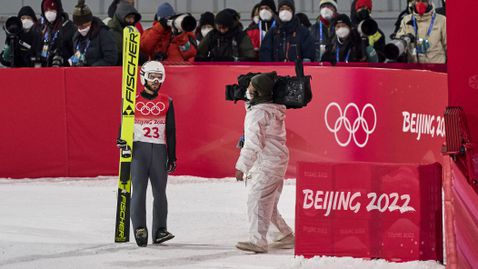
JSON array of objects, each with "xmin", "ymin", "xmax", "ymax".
[
  {"xmin": 134, "ymin": 227, "xmax": 148, "ymax": 247},
  {"xmin": 153, "ymin": 229, "xmax": 175, "ymax": 244},
  {"xmin": 235, "ymin": 241, "xmax": 268, "ymax": 253},
  {"xmin": 269, "ymin": 233, "xmax": 295, "ymax": 249}
]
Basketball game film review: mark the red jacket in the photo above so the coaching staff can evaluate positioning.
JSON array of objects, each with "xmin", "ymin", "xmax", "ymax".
[{"xmin": 140, "ymin": 21, "xmax": 197, "ymax": 63}]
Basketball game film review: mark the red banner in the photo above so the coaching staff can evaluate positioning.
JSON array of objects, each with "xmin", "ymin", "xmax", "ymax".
[
  {"xmin": 0, "ymin": 65, "xmax": 447, "ymax": 178},
  {"xmin": 295, "ymin": 161, "xmax": 443, "ymax": 262}
]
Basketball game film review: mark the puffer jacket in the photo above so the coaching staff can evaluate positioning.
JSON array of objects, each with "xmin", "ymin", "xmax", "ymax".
[
  {"xmin": 235, "ymin": 103, "xmax": 289, "ymax": 179},
  {"xmin": 141, "ymin": 20, "xmax": 197, "ymax": 62},
  {"xmin": 396, "ymin": 5, "xmax": 447, "ymax": 63}
]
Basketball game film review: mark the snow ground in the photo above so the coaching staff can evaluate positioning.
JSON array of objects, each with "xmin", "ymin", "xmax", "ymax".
[{"xmin": 0, "ymin": 176, "xmax": 444, "ymax": 269}]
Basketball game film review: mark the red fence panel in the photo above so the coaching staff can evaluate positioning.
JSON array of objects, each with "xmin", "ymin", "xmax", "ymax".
[{"xmin": 295, "ymin": 161, "xmax": 443, "ymax": 262}]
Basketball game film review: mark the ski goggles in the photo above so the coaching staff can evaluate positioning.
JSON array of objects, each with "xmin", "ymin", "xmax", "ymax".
[{"xmin": 145, "ymin": 72, "xmax": 164, "ymax": 83}]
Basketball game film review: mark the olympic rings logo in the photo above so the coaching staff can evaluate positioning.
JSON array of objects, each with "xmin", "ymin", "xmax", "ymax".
[
  {"xmin": 324, "ymin": 102, "xmax": 377, "ymax": 148},
  {"xmin": 136, "ymin": 101, "xmax": 166, "ymax": 116}
]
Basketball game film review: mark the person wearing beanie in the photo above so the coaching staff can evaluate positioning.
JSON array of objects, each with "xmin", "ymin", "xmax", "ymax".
[
  {"xmin": 246, "ymin": 0, "xmax": 278, "ymax": 60},
  {"xmin": 0, "ymin": 6, "xmax": 42, "ymax": 67},
  {"xmin": 395, "ymin": 0, "xmax": 447, "ymax": 63},
  {"xmin": 310, "ymin": 0, "xmax": 338, "ymax": 61},
  {"xmin": 38, "ymin": 0, "xmax": 76, "ymax": 67},
  {"xmin": 107, "ymin": 1, "xmax": 143, "ymax": 64},
  {"xmin": 196, "ymin": 9, "xmax": 255, "ymax": 62},
  {"xmin": 68, "ymin": 0, "xmax": 117, "ymax": 67},
  {"xmin": 321, "ymin": 14, "xmax": 375, "ymax": 63},
  {"xmin": 349, "ymin": 0, "xmax": 386, "ymax": 62},
  {"xmin": 195, "ymin": 11, "xmax": 215, "ymax": 42},
  {"xmin": 235, "ymin": 71, "xmax": 294, "ymax": 253},
  {"xmin": 260, "ymin": 0, "xmax": 315, "ymax": 62},
  {"xmin": 141, "ymin": 3, "xmax": 197, "ymax": 63}
]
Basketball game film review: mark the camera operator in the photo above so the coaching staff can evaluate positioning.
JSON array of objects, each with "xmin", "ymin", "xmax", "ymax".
[
  {"xmin": 39, "ymin": 0, "xmax": 77, "ymax": 67},
  {"xmin": 322, "ymin": 14, "xmax": 377, "ymax": 63},
  {"xmin": 351, "ymin": 0, "xmax": 386, "ymax": 62},
  {"xmin": 234, "ymin": 72, "xmax": 294, "ymax": 253},
  {"xmin": 69, "ymin": 0, "xmax": 117, "ymax": 67},
  {"xmin": 196, "ymin": 9, "xmax": 255, "ymax": 62},
  {"xmin": 395, "ymin": 0, "xmax": 446, "ymax": 63},
  {"xmin": 1, "ymin": 6, "xmax": 42, "ymax": 67},
  {"xmin": 141, "ymin": 3, "xmax": 197, "ymax": 63}
]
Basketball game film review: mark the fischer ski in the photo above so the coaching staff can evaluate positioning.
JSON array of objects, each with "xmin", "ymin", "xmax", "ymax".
[{"xmin": 114, "ymin": 26, "xmax": 140, "ymax": 243}]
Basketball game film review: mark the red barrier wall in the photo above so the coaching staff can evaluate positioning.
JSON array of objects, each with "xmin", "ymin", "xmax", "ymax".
[
  {"xmin": 0, "ymin": 65, "xmax": 447, "ymax": 178},
  {"xmin": 295, "ymin": 161, "xmax": 443, "ymax": 262}
]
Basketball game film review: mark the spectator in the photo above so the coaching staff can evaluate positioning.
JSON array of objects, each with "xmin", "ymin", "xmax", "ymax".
[
  {"xmin": 108, "ymin": 1, "xmax": 142, "ymax": 65},
  {"xmin": 105, "ymin": 0, "xmax": 144, "ymax": 33},
  {"xmin": 246, "ymin": 0, "xmax": 278, "ymax": 59},
  {"xmin": 1, "ymin": 6, "xmax": 42, "ymax": 67},
  {"xmin": 195, "ymin": 12, "xmax": 215, "ymax": 43},
  {"xmin": 68, "ymin": 0, "xmax": 117, "ymax": 66},
  {"xmin": 235, "ymin": 72, "xmax": 294, "ymax": 253},
  {"xmin": 296, "ymin": 13, "xmax": 312, "ymax": 29},
  {"xmin": 436, "ymin": 0, "xmax": 446, "ymax": 16},
  {"xmin": 141, "ymin": 3, "xmax": 197, "ymax": 63},
  {"xmin": 310, "ymin": 0, "xmax": 338, "ymax": 62},
  {"xmin": 39, "ymin": 0, "xmax": 77, "ymax": 67},
  {"xmin": 391, "ymin": 0, "xmax": 413, "ymax": 39},
  {"xmin": 260, "ymin": 0, "xmax": 315, "ymax": 62},
  {"xmin": 116, "ymin": 61, "xmax": 176, "ymax": 247},
  {"xmin": 396, "ymin": 0, "xmax": 446, "ymax": 63},
  {"xmin": 196, "ymin": 9, "xmax": 255, "ymax": 62},
  {"xmin": 250, "ymin": 3, "xmax": 261, "ymax": 27},
  {"xmin": 322, "ymin": 14, "xmax": 376, "ymax": 63},
  {"xmin": 352, "ymin": 0, "xmax": 386, "ymax": 62}
]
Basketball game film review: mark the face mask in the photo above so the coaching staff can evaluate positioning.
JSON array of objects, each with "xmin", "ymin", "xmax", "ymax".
[
  {"xmin": 22, "ymin": 19, "xmax": 34, "ymax": 30},
  {"xmin": 279, "ymin": 10, "xmax": 293, "ymax": 22},
  {"xmin": 357, "ymin": 9, "xmax": 370, "ymax": 21},
  {"xmin": 78, "ymin": 26, "xmax": 90, "ymax": 37},
  {"xmin": 253, "ymin": 16, "xmax": 260, "ymax": 24},
  {"xmin": 336, "ymin": 27, "xmax": 350, "ymax": 39},
  {"xmin": 320, "ymin": 7, "xmax": 334, "ymax": 20},
  {"xmin": 201, "ymin": 27, "xmax": 212, "ymax": 38},
  {"xmin": 259, "ymin": 9, "xmax": 273, "ymax": 21},
  {"xmin": 246, "ymin": 90, "xmax": 254, "ymax": 100},
  {"xmin": 415, "ymin": 2, "xmax": 428, "ymax": 16},
  {"xmin": 45, "ymin": 11, "xmax": 57, "ymax": 23}
]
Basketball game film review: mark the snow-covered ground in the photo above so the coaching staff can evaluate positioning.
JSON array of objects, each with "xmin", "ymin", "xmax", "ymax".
[{"xmin": 0, "ymin": 176, "xmax": 444, "ymax": 269}]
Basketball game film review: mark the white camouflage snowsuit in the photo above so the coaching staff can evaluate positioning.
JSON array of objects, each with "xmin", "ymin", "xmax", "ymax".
[{"xmin": 235, "ymin": 103, "xmax": 293, "ymax": 248}]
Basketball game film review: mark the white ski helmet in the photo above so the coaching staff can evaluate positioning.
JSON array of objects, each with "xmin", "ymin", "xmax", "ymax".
[{"xmin": 140, "ymin": 61, "xmax": 166, "ymax": 86}]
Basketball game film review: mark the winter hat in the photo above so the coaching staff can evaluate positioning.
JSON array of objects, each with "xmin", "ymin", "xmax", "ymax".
[
  {"xmin": 215, "ymin": 9, "xmax": 235, "ymax": 28},
  {"xmin": 259, "ymin": 0, "xmax": 277, "ymax": 12},
  {"xmin": 199, "ymin": 11, "xmax": 214, "ymax": 27},
  {"xmin": 42, "ymin": 0, "xmax": 58, "ymax": 11},
  {"xmin": 333, "ymin": 14, "xmax": 352, "ymax": 28},
  {"xmin": 355, "ymin": 0, "xmax": 373, "ymax": 11},
  {"xmin": 251, "ymin": 72, "xmax": 277, "ymax": 100},
  {"xmin": 18, "ymin": 6, "xmax": 38, "ymax": 22},
  {"xmin": 73, "ymin": 0, "xmax": 93, "ymax": 25},
  {"xmin": 319, "ymin": 0, "xmax": 338, "ymax": 10},
  {"xmin": 278, "ymin": 0, "xmax": 295, "ymax": 13},
  {"xmin": 156, "ymin": 2, "xmax": 175, "ymax": 20}
]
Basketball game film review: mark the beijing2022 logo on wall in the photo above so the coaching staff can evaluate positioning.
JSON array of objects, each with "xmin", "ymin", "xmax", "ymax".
[{"xmin": 324, "ymin": 102, "xmax": 377, "ymax": 148}]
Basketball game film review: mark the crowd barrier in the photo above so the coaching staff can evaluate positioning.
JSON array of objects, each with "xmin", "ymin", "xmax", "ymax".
[{"xmin": 0, "ymin": 64, "xmax": 447, "ymax": 178}]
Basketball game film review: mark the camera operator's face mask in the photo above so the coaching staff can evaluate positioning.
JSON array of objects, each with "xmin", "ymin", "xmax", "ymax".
[
  {"xmin": 45, "ymin": 10, "xmax": 57, "ymax": 23},
  {"xmin": 22, "ymin": 19, "xmax": 34, "ymax": 30},
  {"xmin": 336, "ymin": 26, "xmax": 350, "ymax": 39},
  {"xmin": 259, "ymin": 8, "xmax": 273, "ymax": 21},
  {"xmin": 279, "ymin": 9, "xmax": 293, "ymax": 22},
  {"xmin": 320, "ymin": 7, "xmax": 335, "ymax": 20}
]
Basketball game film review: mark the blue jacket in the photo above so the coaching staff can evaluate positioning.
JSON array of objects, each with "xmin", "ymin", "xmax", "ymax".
[{"xmin": 260, "ymin": 16, "xmax": 315, "ymax": 62}]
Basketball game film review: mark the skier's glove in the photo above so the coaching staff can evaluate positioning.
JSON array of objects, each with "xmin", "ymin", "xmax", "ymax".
[
  {"xmin": 116, "ymin": 138, "xmax": 132, "ymax": 158},
  {"xmin": 167, "ymin": 161, "xmax": 176, "ymax": 173}
]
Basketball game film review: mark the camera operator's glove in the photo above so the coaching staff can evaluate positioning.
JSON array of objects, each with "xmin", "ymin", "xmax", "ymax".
[
  {"xmin": 236, "ymin": 135, "xmax": 245, "ymax": 149},
  {"xmin": 167, "ymin": 160, "xmax": 176, "ymax": 173},
  {"xmin": 235, "ymin": 169, "xmax": 244, "ymax": 181},
  {"xmin": 52, "ymin": 54, "xmax": 64, "ymax": 67},
  {"xmin": 116, "ymin": 138, "xmax": 132, "ymax": 158}
]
